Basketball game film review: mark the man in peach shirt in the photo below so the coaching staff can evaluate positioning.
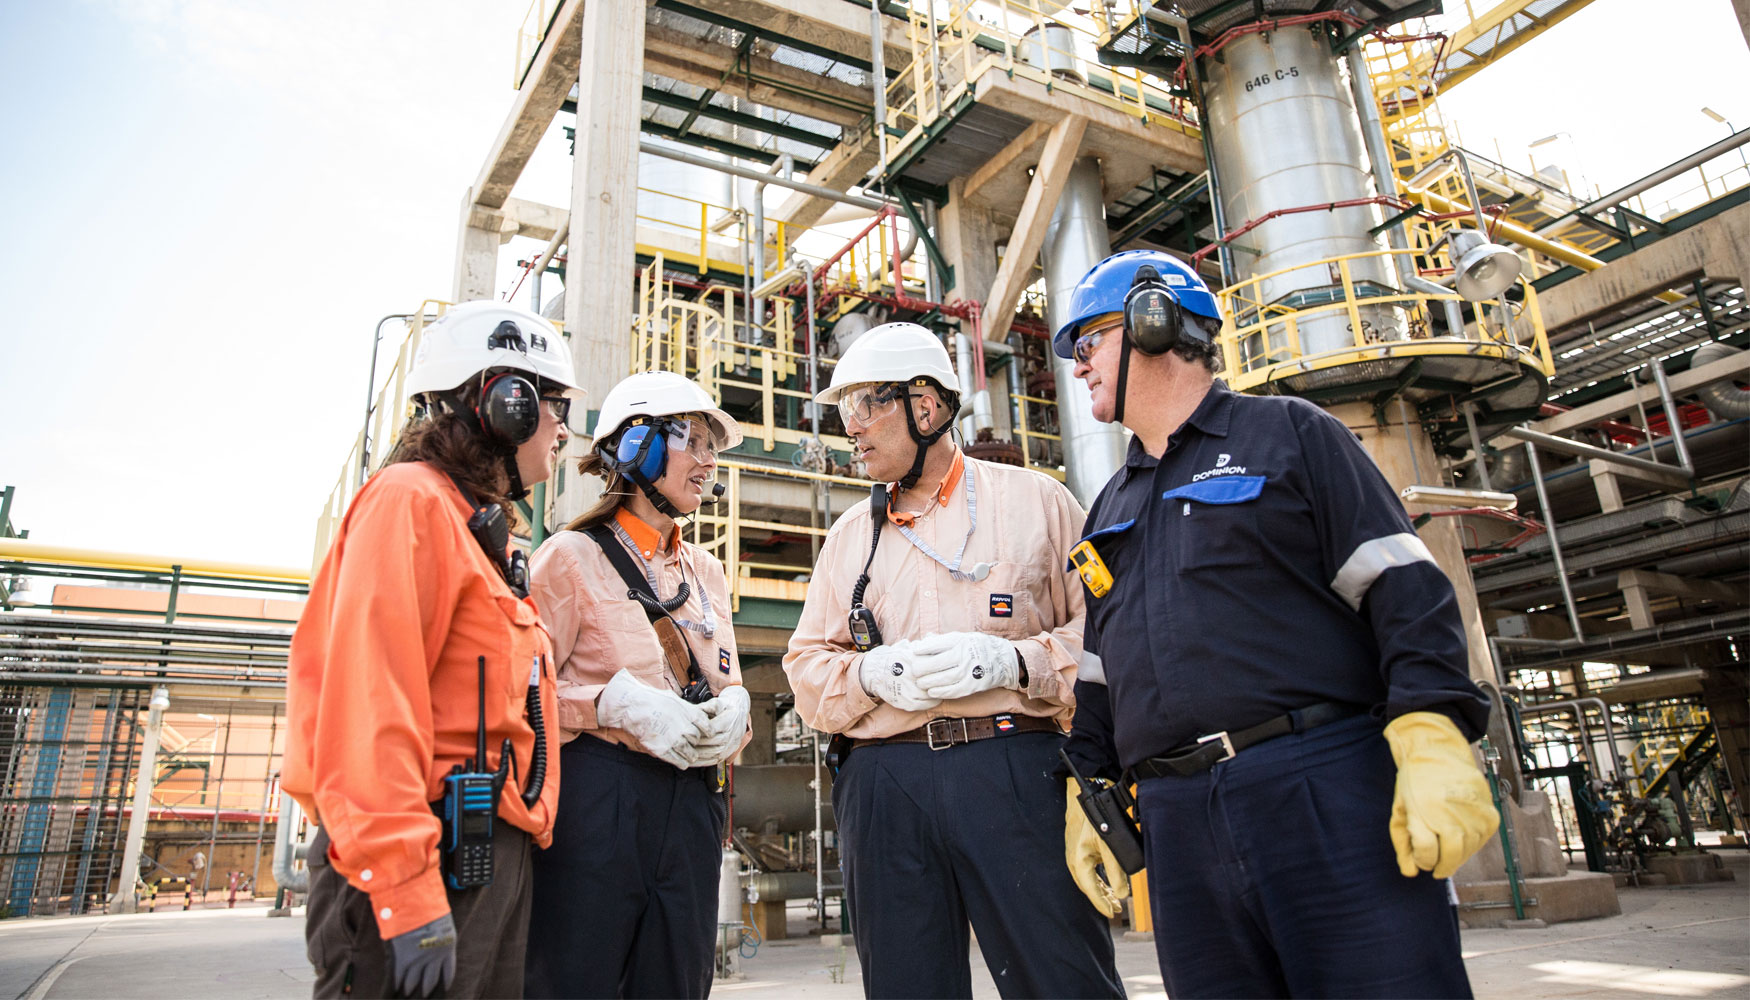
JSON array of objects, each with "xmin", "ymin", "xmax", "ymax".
[{"xmin": 783, "ymin": 323, "xmax": 1123, "ymax": 999}]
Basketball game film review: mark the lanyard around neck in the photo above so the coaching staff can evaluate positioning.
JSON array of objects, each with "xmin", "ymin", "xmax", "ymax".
[
  {"xmin": 892, "ymin": 463, "xmax": 991, "ymax": 582},
  {"xmin": 610, "ymin": 522, "xmax": 717, "ymax": 638}
]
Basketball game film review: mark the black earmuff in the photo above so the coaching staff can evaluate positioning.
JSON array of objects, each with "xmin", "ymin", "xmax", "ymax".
[
  {"xmin": 476, "ymin": 372, "xmax": 541, "ymax": 448},
  {"xmin": 1122, "ymin": 264, "xmax": 1184, "ymax": 356}
]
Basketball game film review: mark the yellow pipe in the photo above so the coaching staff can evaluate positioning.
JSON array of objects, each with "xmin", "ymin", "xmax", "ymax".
[
  {"xmin": 0, "ymin": 538, "xmax": 309, "ymax": 585},
  {"xmin": 1405, "ymin": 185, "xmax": 1682, "ymax": 305}
]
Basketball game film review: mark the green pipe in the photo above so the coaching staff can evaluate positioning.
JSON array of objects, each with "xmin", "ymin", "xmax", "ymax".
[{"xmin": 1482, "ymin": 739, "xmax": 1526, "ymax": 920}]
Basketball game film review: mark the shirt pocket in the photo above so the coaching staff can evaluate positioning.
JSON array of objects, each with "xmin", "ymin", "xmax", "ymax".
[
  {"xmin": 494, "ymin": 593, "xmax": 546, "ymax": 704},
  {"xmin": 594, "ymin": 593, "xmax": 657, "ymax": 634},
  {"xmin": 1161, "ymin": 475, "xmax": 1266, "ymax": 570},
  {"xmin": 976, "ymin": 560, "xmax": 1046, "ymax": 639}
]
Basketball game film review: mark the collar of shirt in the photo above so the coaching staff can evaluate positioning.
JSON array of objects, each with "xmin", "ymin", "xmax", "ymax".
[
  {"xmin": 614, "ymin": 507, "xmax": 681, "ymax": 561},
  {"xmin": 1162, "ymin": 379, "xmax": 1236, "ymax": 453},
  {"xmin": 887, "ymin": 448, "xmax": 965, "ymax": 529}
]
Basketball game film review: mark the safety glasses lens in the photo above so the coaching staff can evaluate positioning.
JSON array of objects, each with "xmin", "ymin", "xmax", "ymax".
[
  {"xmin": 1073, "ymin": 329, "xmax": 1107, "ymax": 365},
  {"xmin": 540, "ymin": 396, "xmax": 570, "ymax": 424},
  {"xmin": 664, "ymin": 419, "xmax": 719, "ymax": 461},
  {"xmin": 838, "ymin": 384, "xmax": 903, "ymax": 427}
]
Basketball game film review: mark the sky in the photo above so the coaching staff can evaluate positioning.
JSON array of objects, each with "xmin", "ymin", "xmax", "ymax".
[{"xmin": 0, "ymin": 0, "xmax": 1745, "ymax": 572}]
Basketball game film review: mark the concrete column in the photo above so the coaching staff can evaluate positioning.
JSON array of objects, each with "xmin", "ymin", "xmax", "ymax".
[
  {"xmin": 556, "ymin": 0, "xmax": 645, "ymax": 525},
  {"xmin": 111, "ymin": 686, "xmax": 169, "ymax": 914},
  {"xmin": 1329, "ymin": 403, "xmax": 1496, "ymax": 687},
  {"xmin": 451, "ymin": 192, "xmax": 501, "ymax": 303}
]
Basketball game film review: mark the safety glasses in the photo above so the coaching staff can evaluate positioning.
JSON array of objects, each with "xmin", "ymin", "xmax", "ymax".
[
  {"xmin": 663, "ymin": 417, "xmax": 723, "ymax": 463},
  {"xmin": 837, "ymin": 382, "xmax": 906, "ymax": 429},
  {"xmin": 1072, "ymin": 324, "xmax": 1120, "ymax": 365},
  {"xmin": 540, "ymin": 395, "xmax": 571, "ymax": 425}
]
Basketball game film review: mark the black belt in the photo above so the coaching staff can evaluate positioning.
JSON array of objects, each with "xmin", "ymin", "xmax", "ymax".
[
  {"xmin": 1131, "ymin": 702, "xmax": 1367, "ymax": 779},
  {"xmin": 854, "ymin": 713, "xmax": 1063, "ymax": 751}
]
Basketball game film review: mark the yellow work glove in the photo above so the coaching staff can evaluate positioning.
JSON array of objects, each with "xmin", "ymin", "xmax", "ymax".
[
  {"xmin": 1384, "ymin": 711, "xmax": 1498, "ymax": 879},
  {"xmin": 1064, "ymin": 778, "xmax": 1130, "ymax": 917}
]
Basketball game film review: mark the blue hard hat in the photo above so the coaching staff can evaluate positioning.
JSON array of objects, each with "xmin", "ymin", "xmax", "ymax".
[{"xmin": 1052, "ymin": 250, "xmax": 1220, "ymax": 359}]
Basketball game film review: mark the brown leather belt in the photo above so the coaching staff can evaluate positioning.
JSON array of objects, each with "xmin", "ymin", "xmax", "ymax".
[{"xmin": 854, "ymin": 713, "xmax": 1063, "ymax": 751}]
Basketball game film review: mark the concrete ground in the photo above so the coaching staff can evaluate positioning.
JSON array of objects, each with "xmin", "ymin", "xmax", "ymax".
[{"xmin": 2, "ymin": 854, "xmax": 1744, "ymax": 999}]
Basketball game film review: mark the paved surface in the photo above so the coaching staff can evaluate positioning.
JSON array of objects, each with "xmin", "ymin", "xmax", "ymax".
[{"xmin": 2, "ymin": 856, "xmax": 1744, "ymax": 999}]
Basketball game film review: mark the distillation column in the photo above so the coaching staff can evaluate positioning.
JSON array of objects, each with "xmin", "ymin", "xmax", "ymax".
[{"xmin": 1197, "ymin": 27, "xmax": 1496, "ymax": 685}]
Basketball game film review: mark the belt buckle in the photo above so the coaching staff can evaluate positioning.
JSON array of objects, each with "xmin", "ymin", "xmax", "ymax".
[
  {"xmin": 1196, "ymin": 730, "xmax": 1236, "ymax": 764},
  {"xmin": 926, "ymin": 717, "xmax": 969, "ymax": 751}
]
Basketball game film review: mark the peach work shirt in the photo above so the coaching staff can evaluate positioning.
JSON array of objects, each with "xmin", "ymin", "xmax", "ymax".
[
  {"xmin": 284, "ymin": 462, "xmax": 560, "ymax": 940},
  {"xmin": 529, "ymin": 508, "xmax": 748, "ymax": 755},
  {"xmin": 783, "ymin": 451, "xmax": 1088, "ymax": 738}
]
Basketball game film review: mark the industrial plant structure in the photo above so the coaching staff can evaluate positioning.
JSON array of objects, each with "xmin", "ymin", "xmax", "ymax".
[{"xmin": 1, "ymin": 0, "xmax": 1745, "ymax": 943}]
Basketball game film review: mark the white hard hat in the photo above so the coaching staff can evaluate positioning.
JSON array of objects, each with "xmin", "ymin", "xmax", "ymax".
[
  {"xmin": 406, "ymin": 301, "xmax": 583, "ymax": 399},
  {"xmin": 815, "ymin": 322, "xmax": 958, "ymax": 406},
  {"xmin": 593, "ymin": 371, "xmax": 744, "ymax": 449}
]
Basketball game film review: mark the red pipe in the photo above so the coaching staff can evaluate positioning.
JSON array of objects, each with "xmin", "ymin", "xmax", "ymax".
[
  {"xmin": 1190, "ymin": 196, "xmax": 1414, "ymax": 265},
  {"xmin": 1175, "ymin": 12, "xmax": 1367, "ymax": 90}
]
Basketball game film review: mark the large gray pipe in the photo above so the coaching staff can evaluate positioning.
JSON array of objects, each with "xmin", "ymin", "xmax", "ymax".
[
  {"xmin": 733, "ymin": 764, "xmax": 836, "ymax": 832},
  {"xmin": 1043, "ymin": 157, "xmax": 1127, "ymax": 504},
  {"xmin": 1690, "ymin": 341, "xmax": 1750, "ymax": 420}
]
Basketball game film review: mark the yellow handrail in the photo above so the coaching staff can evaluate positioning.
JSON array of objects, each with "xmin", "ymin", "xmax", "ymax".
[
  {"xmin": 1213, "ymin": 247, "xmax": 1553, "ymax": 391},
  {"xmin": 0, "ymin": 538, "xmax": 307, "ymax": 586}
]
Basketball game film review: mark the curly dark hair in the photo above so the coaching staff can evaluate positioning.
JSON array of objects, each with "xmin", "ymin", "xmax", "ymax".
[
  {"xmin": 383, "ymin": 382, "xmax": 515, "ymax": 518},
  {"xmin": 1174, "ymin": 313, "xmax": 1225, "ymax": 373}
]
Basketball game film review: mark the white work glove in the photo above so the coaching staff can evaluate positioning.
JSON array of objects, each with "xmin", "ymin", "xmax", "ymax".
[
  {"xmin": 692, "ymin": 685, "xmax": 751, "ymax": 766},
  {"xmin": 910, "ymin": 631, "xmax": 1022, "ymax": 701},
  {"xmin": 596, "ymin": 669, "xmax": 711, "ymax": 769},
  {"xmin": 858, "ymin": 639, "xmax": 941, "ymax": 712}
]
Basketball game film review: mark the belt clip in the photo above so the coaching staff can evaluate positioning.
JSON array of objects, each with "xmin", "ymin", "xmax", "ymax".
[
  {"xmin": 1196, "ymin": 730, "xmax": 1236, "ymax": 764},
  {"xmin": 926, "ymin": 717, "xmax": 970, "ymax": 751}
]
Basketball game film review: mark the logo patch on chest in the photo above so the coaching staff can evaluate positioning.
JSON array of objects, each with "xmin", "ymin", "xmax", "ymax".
[
  {"xmin": 718, "ymin": 648, "xmax": 732, "ymax": 674},
  {"xmin": 989, "ymin": 594, "xmax": 1013, "ymax": 617}
]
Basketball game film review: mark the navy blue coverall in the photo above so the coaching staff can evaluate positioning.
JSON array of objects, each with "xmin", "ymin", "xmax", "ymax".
[{"xmin": 1065, "ymin": 381, "xmax": 1489, "ymax": 999}]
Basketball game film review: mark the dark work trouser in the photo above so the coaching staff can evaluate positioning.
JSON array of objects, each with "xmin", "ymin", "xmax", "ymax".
[
  {"xmin": 1136, "ymin": 714, "xmax": 1473, "ymax": 999},
  {"xmin": 305, "ymin": 821, "xmax": 532, "ymax": 999},
  {"xmin": 524, "ymin": 736, "xmax": 726, "ymax": 1000},
  {"xmin": 834, "ymin": 730, "xmax": 1124, "ymax": 1000}
]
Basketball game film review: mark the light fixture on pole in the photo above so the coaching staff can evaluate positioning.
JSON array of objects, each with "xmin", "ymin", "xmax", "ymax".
[
  {"xmin": 1446, "ymin": 229, "xmax": 1522, "ymax": 301},
  {"xmin": 751, "ymin": 262, "xmax": 807, "ymax": 299},
  {"xmin": 1702, "ymin": 108, "xmax": 1748, "ymax": 172}
]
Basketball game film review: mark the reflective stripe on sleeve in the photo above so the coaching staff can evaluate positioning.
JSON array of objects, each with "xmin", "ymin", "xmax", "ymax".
[
  {"xmin": 1330, "ymin": 533, "xmax": 1437, "ymax": 611},
  {"xmin": 1077, "ymin": 651, "xmax": 1106, "ymax": 685}
]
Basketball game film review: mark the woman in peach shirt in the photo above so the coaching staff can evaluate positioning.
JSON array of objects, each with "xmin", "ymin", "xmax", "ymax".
[{"xmin": 523, "ymin": 371, "xmax": 750, "ymax": 999}]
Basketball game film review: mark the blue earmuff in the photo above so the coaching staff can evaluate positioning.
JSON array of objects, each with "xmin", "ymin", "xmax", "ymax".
[{"xmin": 612, "ymin": 421, "xmax": 669, "ymax": 483}]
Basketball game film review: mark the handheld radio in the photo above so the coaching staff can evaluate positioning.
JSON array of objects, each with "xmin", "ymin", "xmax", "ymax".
[
  {"xmin": 847, "ymin": 484, "xmax": 888, "ymax": 652},
  {"xmin": 1059, "ymin": 748, "xmax": 1146, "ymax": 876},
  {"xmin": 440, "ymin": 656, "xmax": 511, "ymax": 889}
]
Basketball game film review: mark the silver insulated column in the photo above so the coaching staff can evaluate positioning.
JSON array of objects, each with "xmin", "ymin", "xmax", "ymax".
[
  {"xmin": 1044, "ymin": 157, "xmax": 1128, "ymax": 504},
  {"xmin": 1201, "ymin": 26, "xmax": 1402, "ymax": 360}
]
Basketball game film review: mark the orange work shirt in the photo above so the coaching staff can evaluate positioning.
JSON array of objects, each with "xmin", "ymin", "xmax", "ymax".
[
  {"xmin": 528, "ymin": 508, "xmax": 748, "ymax": 756},
  {"xmin": 284, "ymin": 461, "xmax": 560, "ymax": 940}
]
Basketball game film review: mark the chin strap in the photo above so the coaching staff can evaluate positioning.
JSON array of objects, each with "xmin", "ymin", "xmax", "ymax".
[
  {"xmin": 501, "ymin": 452, "xmax": 528, "ymax": 502},
  {"xmin": 897, "ymin": 381, "xmax": 955, "ymax": 492},
  {"xmin": 630, "ymin": 473, "xmax": 681, "ymax": 519},
  {"xmin": 1113, "ymin": 336, "xmax": 1133, "ymax": 425}
]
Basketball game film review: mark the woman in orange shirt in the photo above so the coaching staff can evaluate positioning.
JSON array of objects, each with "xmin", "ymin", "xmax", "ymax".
[
  {"xmin": 524, "ymin": 371, "xmax": 751, "ymax": 999},
  {"xmin": 286, "ymin": 302, "xmax": 582, "ymax": 999}
]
